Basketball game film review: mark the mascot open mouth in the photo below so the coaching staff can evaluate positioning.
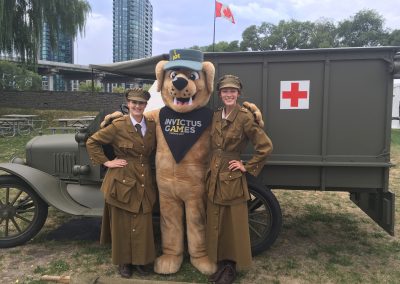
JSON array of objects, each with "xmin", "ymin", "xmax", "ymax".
[{"xmin": 173, "ymin": 95, "xmax": 196, "ymax": 106}]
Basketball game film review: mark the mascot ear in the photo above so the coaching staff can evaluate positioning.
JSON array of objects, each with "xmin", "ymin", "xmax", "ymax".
[
  {"xmin": 155, "ymin": 60, "xmax": 168, "ymax": 92},
  {"xmin": 202, "ymin": 62, "xmax": 215, "ymax": 94}
]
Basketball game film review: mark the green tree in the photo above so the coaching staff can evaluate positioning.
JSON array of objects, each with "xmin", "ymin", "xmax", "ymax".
[
  {"xmin": 189, "ymin": 41, "xmax": 240, "ymax": 52},
  {"xmin": 266, "ymin": 20, "xmax": 315, "ymax": 50},
  {"xmin": 205, "ymin": 41, "xmax": 240, "ymax": 52},
  {"xmin": 336, "ymin": 9, "xmax": 388, "ymax": 47},
  {"xmin": 0, "ymin": 0, "xmax": 91, "ymax": 63},
  {"xmin": 0, "ymin": 60, "xmax": 41, "ymax": 90},
  {"xmin": 309, "ymin": 19, "xmax": 338, "ymax": 48},
  {"xmin": 79, "ymin": 81, "xmax": 102, "ymax": 92},
  {"xmin": 241, "ymin": 20, "xmax": 335, "ymax": 51},
  {"xmin": 240, "ymin": 25, "xmax": 262, "ymax": 51},
  {"xmin": 387, "ymin": 29, "xmax": 400, "ymax": 46},
  {"xmin": 112, "ymin": 86, "xmax": 125, "ymax": 93}
]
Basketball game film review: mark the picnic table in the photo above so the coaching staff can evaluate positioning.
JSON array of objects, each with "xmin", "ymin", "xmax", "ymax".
[
  {"xmin": 54, "ymin": 117, "xmax": 95, "ymax": 127},
  {"xmin": 0, "ymin": 117, "xmax": 31, "ymax": 137},
  {"xmin": 1, "ymin": 114, "xmax": 45, "ymax": 131},
  {"xmin": 49, "ymin": 116, "xmax": 95, "ymax": 134}
]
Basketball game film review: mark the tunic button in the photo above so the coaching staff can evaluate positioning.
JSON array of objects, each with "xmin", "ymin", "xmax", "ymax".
[
  {"xmin": 132, "ymin": 229, "xmax": 136, "ymax": 232},
  {"xmin": 142, "ymin": 184, "xmax": 145, "ymax": 187},
  {"xmin": 141, "ymin": 174, "xmax": 144, "ymax": 177},
  {"xmin": 141, "ymin": 164, "xmax": 144, "ymax": 167},
  {"xmin": 214, "ymin": 226, "xmax": 217, "ymax": 230},
  {"xmin": 122, "ymin": 179, "xmax": 126, "ymax": 183}
]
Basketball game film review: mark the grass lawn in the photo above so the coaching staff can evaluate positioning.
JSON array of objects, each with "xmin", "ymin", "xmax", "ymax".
[{"xmin": 0, "ymin": 108, "xmax": 399, "ymax": 283}]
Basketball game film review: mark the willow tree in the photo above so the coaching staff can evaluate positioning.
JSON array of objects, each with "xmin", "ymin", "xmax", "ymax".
[{"xmin": 0, "ymin": 0, "xmax": 91, "ymax": 63}]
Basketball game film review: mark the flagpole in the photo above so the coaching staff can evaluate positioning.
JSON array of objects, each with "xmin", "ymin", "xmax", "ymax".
[{"xmin": 213, "ymin": 0, "xmax": 216, "ymax": 52}]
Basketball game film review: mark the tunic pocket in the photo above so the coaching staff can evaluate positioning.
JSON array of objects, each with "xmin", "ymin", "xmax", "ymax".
[
  {"xmin": 218, "ymin": 171, "xmax": 244, "ymax": 201},
  {"xmin": 118, "ymin": 142, "xmax": 134, "ymax": 155},
  {"xmin": 110, "ymin": 177, "xmax": 136, "ymax": 204}
]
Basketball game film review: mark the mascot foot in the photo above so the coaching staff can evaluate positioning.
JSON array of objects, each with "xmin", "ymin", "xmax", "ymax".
[
  {"xmin": 154, "ymin": 254, "xmax": 183, "ymax": 274},
  {"xmin": 190, "ymin": 255, "xmax": 218, "ymax": 275}
]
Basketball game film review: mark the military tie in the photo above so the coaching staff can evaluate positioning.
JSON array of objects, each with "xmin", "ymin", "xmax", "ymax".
[{"xmin": 135, "ymin": 123, "xmax": 143, "ymax": 138}]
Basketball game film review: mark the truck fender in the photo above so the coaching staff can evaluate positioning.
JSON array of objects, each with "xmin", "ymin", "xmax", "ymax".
[{"xmin": 0, "ymin": 163, "xmax": 93, "ymax": 215}]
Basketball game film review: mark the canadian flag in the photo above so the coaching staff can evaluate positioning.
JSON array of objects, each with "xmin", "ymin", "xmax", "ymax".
[{"xmin": 215, "ymin": 1, "xmax": 235, "ymax": 24}]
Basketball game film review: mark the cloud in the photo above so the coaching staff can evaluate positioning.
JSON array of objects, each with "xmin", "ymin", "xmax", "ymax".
[
  {"xmin": 75, "ymin": 12, "xmax": 113, "ymax": 65},
  {"xmin": 153, "ymin": 19, "xmax": 216, "ymax": 55},
  {"xmin": 230, "ymin": 2, "xmax": 288, "ymax": 23}
]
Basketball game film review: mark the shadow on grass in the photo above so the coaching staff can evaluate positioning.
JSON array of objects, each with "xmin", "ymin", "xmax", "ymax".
[{"xmin": 44, "ymin": 217, "xmax": 102, "ymax": 242}]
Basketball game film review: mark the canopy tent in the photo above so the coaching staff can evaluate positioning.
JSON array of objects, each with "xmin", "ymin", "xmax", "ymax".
[{"xmin": 89, "ymin": 54, "xmax": 169, "ymax": 80}]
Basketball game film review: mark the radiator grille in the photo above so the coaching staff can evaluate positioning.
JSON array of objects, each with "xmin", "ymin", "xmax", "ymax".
[{"xmin": 53, "ymin": 152, "xmax": 76, "ymax": 175}]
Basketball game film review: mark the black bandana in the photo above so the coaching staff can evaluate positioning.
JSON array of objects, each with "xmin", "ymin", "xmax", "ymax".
[{"xmin": 159, "ymin": 106, "xmax": 213, "ymax": 163}]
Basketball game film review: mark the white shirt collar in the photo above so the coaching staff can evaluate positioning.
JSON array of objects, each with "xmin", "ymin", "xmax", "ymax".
[
  {"xmin": 129, "ymin": 114, "xmax": 147, "ymax": 135},
  {"xmin": 222, "ymin": 108, "xmax": 232, "ymax": 119}
]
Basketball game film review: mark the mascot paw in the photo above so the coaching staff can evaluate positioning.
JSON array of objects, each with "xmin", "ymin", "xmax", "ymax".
[
  {"xmin": 190, "ymin": 256, "xmax": 217, "ymax": 275},
  {"xmin": 154, "ymin": 254, "xmax": 183, "ymax": 274},
  {"xmin": 100, "ymin": 111, "xmax": 123, "ymax": 128},
  {"xmin": 243, "ymin": 101, "xmax": 264, "ymax": 128}
]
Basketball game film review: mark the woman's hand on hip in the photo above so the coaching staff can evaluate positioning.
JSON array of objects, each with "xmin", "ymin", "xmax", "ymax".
[
  {"xmin": 104, "ymin": 159, "xmax": 128, "ymax": 168},
  {"xmin": 228, "ymin": 160, "xmax": 246, "ymax": 172}
]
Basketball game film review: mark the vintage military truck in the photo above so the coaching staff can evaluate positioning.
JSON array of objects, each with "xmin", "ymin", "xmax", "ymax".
[{"xmin": 1, "ymin": 47, "xmax": 399, "ymax": 254}]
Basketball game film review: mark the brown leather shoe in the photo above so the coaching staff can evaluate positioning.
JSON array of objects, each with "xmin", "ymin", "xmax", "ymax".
[
  {"xmin": 216, "ymin": 262, "xmax": 236, "ymax": 284},
  {"xmin": 118, "ymin": 264, "xmax": 132, "ymax": 278},
  {"xmin": 208, "ymin": 262, "xmax": 225, "ymax": 282},
  {"xmin": 134, "ymin": 265, "xmax": 151, "ymax": 276}
]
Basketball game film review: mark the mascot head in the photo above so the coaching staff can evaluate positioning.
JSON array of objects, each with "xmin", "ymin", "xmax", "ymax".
[{"xmin": 155, "ymin": 49, "xmax": 215, "ymax": 113}]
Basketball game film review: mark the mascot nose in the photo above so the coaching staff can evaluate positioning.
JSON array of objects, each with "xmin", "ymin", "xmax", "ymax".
[{"xmin": 172, "ymin": 77, "xmax": 188, "ymax": 91}]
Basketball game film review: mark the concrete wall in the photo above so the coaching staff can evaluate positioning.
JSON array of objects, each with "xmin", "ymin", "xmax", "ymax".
[{"xmin": 0, "ymin": 90, "xmax": 125, "ymax": 112}]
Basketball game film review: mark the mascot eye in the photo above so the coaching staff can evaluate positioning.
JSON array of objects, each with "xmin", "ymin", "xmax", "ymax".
[
  {"xmin": 189, "ymin": 71, "xmax": 200, "ymax": 81},
  {"xmin": 169, "ymin": 71, "xmax": 177, "ymax": 79}
]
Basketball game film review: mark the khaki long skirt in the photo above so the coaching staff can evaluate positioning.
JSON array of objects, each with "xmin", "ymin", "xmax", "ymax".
[
  {"xmin": 100, "ymin": 203, "xmax": 155, "ymax": 265},
  {"xmin": 206, "ymin": 200, "xmax": 252, "ymax": 271}
]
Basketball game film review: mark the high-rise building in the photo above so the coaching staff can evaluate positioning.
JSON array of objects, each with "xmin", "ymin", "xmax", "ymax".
[
  {"xmin": 40, "ymin": 22, "xmax": 74, "ymax": 91},
  {"xmin": 113, "ymin": 0, "xmax": 153, "ymax": 62},
  {"xmin": 40, "ymin": 23, "xmax": 74, "ymax": 64}
]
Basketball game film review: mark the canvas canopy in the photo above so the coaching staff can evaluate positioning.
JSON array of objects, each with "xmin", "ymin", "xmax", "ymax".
[{"xmin": 89, "ymin": 54, "xmax": 169, "ymax": 79}]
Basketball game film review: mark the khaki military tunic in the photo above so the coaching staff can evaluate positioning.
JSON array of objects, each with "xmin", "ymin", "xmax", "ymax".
[
  {"xmin": 86, "ymin": 115, "xmax": 156, "ymax": 265},
  {"xmin": 206, "ymin": 104, "xmax": 273, "ymax": 270}
]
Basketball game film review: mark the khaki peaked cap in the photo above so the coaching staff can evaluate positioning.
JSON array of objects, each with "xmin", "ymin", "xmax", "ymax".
[
  {"xmin": 125, "ymin": 87, "xmax": 151, "ymax": 102},
  {"xmin": 217, "ymin": 74, "xmax": 243, "ymax": 90}
]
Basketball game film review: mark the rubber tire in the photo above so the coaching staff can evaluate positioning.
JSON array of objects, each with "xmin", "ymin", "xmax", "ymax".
[
  {"xmin": 0, "ymin": 175, "xmax": 48, "ymax": 248},
  {"xmin": 247, "ymin": 178, "xmax": 282, "ymax": 256}
]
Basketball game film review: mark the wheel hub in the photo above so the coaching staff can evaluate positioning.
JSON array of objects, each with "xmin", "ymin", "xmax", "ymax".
[{"xmin": 0, "ymin": 205, "xmax": 16, "ymax": 219}]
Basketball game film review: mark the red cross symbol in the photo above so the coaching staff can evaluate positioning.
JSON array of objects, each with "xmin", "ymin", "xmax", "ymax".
[{"xmin": 282, "ymin": 82, "xmax": 308, "ymax": 107}]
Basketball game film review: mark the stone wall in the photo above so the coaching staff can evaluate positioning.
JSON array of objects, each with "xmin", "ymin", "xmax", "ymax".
[{"xmin": 0, "ymin": 90, "xmax": 125, "ymax": 112}]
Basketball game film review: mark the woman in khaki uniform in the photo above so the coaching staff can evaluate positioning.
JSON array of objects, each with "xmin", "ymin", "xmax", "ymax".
[
  {"xmin": 86, "ymin": 88, "xmax": 156, "ymax": 278},
  {"xmin": 206, "ymin": 75, "xmax": 273, "ymax": 284}
]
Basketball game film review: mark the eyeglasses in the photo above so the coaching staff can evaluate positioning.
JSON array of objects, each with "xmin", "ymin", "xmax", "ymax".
[{"xmin": 128, "ymin": 100, "xmax": 147, "ymax": 106}]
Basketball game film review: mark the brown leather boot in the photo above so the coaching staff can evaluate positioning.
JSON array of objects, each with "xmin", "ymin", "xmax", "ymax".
[
  {"xmin": 208, "ymin": 261, "xmax": 225, "ymax": 282},
  {"xmin": 118, "ymin": 264, "xmax": 132, "ymax": 278},
  {"xmin": 216, "ymin": 261, "xmax": 236, "ymax": 284}
]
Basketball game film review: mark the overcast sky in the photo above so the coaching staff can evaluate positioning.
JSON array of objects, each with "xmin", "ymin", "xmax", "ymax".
[{"xmin": 74, "ymin": 0, "xmax": 400, "ymax": 65}]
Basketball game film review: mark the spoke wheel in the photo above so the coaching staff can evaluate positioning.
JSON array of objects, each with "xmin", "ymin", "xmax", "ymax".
[
  {"xmin": 0, "ymin": 175, "xmax": 48, "ymax": 248},
  {"xmin": 247, "ymin": 180, "xmax": 282, "ymax": 255}
]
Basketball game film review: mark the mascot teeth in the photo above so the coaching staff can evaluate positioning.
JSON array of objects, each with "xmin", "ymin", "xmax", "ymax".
[{"xmin": 174, "ymin": 96, "xmax": 194, "ymax": 106}]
